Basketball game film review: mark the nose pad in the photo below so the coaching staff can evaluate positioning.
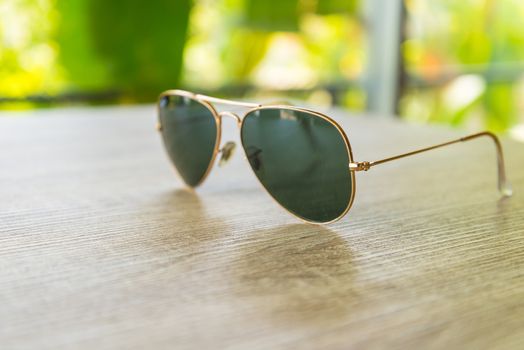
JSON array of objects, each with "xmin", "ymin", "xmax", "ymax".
[
  {"xmin": 218, "ymin": 111, "xmax": 242, "ymax": 128},
  {"xmin": 218, "ymin": 141, "xmax": 236, "ymax": 167}
]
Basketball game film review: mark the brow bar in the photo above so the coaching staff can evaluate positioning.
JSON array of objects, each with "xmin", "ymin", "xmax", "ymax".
[
  {"xmin": 194, "ymin": 93, "xmax": 261, "ymax": 108},
  {"xmin": 349, "ymin": 131, "xmax": 512, "ymax": 196}
]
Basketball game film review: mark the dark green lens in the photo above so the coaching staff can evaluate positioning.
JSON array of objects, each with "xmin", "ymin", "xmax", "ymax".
[
  {"xmin": 241, "ymin": 108, "xmax": 353, "ymax": 223},
  {"xmin": 158, "ymin": 94, "xmax": 218, "ymax": 187}
]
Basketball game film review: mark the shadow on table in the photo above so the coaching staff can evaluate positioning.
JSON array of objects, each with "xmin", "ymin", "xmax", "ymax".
[
  {"xmin": 149, "ymin": 189, "xmax": 357, "ymax": 325},
  {"xmin": 229, "ymin": 224, "xmax": 357, "ymax": 326},
  {"xmin": 149, "ymin": 188, "xmax": 231, "ymax": 249}
]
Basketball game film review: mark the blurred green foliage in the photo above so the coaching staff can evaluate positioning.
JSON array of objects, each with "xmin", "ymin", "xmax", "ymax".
[
  {"xmin": 55, "ymin": 0, "xmax": 191, "ymax": 100},
  {"xmin": 245, "ymin": 0, "xmax": 300, "ymax": 31},
  {"xmin": 0, "ymin": 0, "xmax": 522, "ymax": 134},
  {"xmin": 54, "ymin": 0, "xmax": 110, "ymax": 90},
  {"xmin": 402, "ymin": 0, "xmax": 524, "ymax": 132}
]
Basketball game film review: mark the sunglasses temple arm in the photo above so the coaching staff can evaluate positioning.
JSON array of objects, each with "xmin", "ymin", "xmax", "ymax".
[{"xmin": 350, "ymin": 131, "xmax": 512, "ymax": 197}]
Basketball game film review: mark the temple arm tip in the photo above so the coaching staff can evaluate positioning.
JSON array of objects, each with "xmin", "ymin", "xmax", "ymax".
[{"xmin": 500, "ymin": 182, "xmax": 513, "ymax": 197}]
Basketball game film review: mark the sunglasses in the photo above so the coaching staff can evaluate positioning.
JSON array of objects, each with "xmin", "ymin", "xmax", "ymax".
[{"xmin": 157, "ymin": 89, "xmax": 512, "ymax": 224}]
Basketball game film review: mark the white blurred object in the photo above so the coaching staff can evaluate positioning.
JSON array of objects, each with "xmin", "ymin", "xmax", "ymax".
[
  {"xmin": 510, "ymin": 124, "xmax": 524, "ymax": 142},
  {"xmin": 443, "ymin": 74, "xmax": 486, "ymax": 111},
  {"xmin": 253, "ymin": 34, "xmax": 317, "ymax": 90}
]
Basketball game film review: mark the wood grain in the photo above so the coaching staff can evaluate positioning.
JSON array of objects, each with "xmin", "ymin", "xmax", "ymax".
[{"xmin": 0, "ymin": 105, "xmax": 523, "ymax": 350}]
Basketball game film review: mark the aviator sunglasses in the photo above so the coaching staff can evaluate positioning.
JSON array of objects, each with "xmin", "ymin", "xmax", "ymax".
[{"xmin": 157, "ymin": 90, "xmax": 513, "ymax": 224}]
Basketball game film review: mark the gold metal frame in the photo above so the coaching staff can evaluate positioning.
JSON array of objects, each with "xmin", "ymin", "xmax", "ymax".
[
  {"xmin": 348, "ymin": 131, "xmax": 512, "ymax": 196},
  {"xmin": 157, "ymin": 89, "xmax": 513, "ymax": 224}
]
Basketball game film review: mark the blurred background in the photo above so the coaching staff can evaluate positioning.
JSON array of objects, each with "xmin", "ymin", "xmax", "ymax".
[{"xmin": 1, "ymin": 0, "xmax": 524, "ymax": 140}]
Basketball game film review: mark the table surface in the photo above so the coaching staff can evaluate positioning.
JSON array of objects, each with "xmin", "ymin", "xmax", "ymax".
[{"xmin": 1, "ymin": 105, "xmax": 523, "ymax": 350}]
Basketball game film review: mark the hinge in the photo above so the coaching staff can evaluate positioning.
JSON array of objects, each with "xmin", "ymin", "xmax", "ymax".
[{"xmin": 349, "ymin": 161, "xmax": 372, "ymax": 172}]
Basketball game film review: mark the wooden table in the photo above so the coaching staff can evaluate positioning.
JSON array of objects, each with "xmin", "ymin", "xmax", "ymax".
[{"xmin": 1, "ymin": 105, "xmax": 523, "ymax": 350}]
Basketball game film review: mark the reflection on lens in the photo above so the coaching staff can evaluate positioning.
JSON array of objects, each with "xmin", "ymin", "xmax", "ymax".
[
  {"xmin": 158, "ymin": 94, "xmax": 218, "ymax": 187},
  {"xmin": 241, "ymin": 108, "xmax": 353, "ymax": 223}
]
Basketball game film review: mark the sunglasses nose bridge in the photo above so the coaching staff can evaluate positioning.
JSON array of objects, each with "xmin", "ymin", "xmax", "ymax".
[{"xmin": 218, "ymin": 111, "xmax": 242, "ymax": 128}]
